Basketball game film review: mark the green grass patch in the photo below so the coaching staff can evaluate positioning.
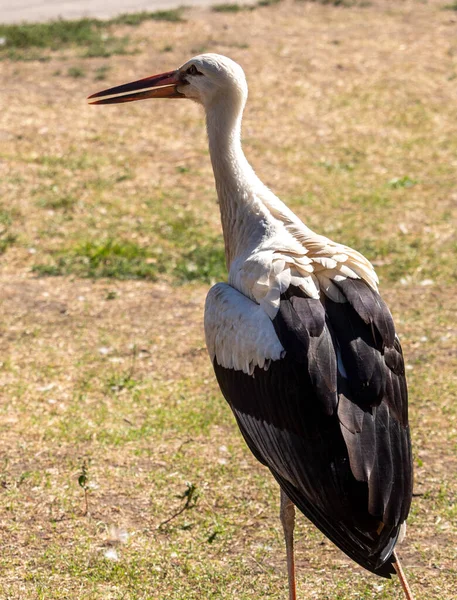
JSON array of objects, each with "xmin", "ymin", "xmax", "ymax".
[
  {"xmin": 212, "ymin": 0, "xmax": 281, "ymax": 10},
  {"xmin": 109, "ymin": 9, "xmax": 184, "ymax": 25},
  {"xmin": 37, "ymin": 193, "xmax": 78, "ymax": 211},
  {"xmin": 106, "ymin": 371, "xmax": 138, "ymax": 394},
  {"xmin": 388, "ymin": 176, "xmax": 418, "ymax": 189},
  {"xmin": 40, "ymin": 371, "xmax": 230, "ymax": 445},
  {"xmin": 0, "ymin": 207, "xmax": 17, "ymax": 254},
  {"xmin": 67, "ymin": 66, "xmax": 85, "ymax": 78},
  {"xmin": 175, "ymin": 244, "xmax": 226, "ymax": 283},
  {"xmin": 94, "ymin": 65, "xmax": 111, "ymax": 81},
  {"xmin": 81, "ymin": 36, "xmax": 131, "ymax": 59},
  {"xmin": 212, "ymin": 3, "xmax": 249, "ymax": 11},
  {"xmin": 32, "ymin": 239, "xmax": 158, "ymax": 280},
  {"xmin": 33, "ymin": 237, "xmax": 226, "ymax": 284},
  {"xmin": 304, "ymin": 0, "xmax": 360, "ymax": 5},
  {"xmin": 0, "ymin": 19, "xmax": 103, "ymax": 50},
  {"xmin": 257, "ymin": 0, "xmax": 282, "ymax": 6},
  {"xmin": 32, "ymin": 213, "xmax": 226, "ymax": 284},
  {"xmin": 0, "ymin": 232, "xmax": 16, "ymax": 254},
  {"xmin": 318, "ymin": 159, "xmax": 355, "ymax": 172},
  {"xmin": 34, "ymin": 151, "xmax": 103, "ymax": 171},
  {"xmin": 0, "ymin": 10, "xmax": 184, "ymax": 60},
  {"xmin": 296, "ymin": 0, "xmax": 369, "ymax": 5}
]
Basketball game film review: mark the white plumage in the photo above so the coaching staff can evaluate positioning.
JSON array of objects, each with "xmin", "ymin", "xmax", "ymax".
[{"xmin": 204, "ymin": 283, "xmax": 285, "ymax": 375}]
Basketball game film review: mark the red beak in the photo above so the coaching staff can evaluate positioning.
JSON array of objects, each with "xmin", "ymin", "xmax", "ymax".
[{"xmin": 87, "ymin": 70, "xmax": 184, "ymax": 105}]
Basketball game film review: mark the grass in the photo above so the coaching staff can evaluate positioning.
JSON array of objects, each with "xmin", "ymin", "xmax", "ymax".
[
  {"xmin": 1, "ymin": 0, "xmax": 457, "ymax": 598},
  {"xmin": 94, "ymin": 65, "xmax": 111, "ymax": 81},
  {"xmin": 32, "ymin": 213, "xmax": 226, "ymax": 283},
  {"xmin": 32, "ymin": 239, "xmax": 159, "ymax": 279},
  {"xmin": 212, "ymin": 0, "xmax": 281, "ymax": 11},
  {"xmin": 0, "ymin": 208, "xmax": 16, "ymax": 253},
  {"xmin": 109, "ymin": 10, "xmax": 185, "ymax": 25},
  {"xmin": 212, "ymin": 3, "xmax": 250, "ymax": 11},
  {"xmin": 0, "ymin": 9, "xmax": 184, "ymax": 60},
  {"xmin": 297, "ymin": 0, "xmax": 361, "ymax": 5},
  {"xmin": 67, "ymin": 66, "xmax": 85, "ymax": 78}
]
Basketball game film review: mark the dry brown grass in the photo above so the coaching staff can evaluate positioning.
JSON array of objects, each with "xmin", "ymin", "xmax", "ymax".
[{"xmin": 1, "ymin": 1, "xmax": 456, "ymax": 598}]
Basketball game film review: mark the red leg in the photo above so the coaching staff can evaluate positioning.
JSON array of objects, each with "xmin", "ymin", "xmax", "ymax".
[
  {"xmin": 280, "ymin": 488, "xmax": 297, "ymax": 600},
  {"xmin": 393, "ymin": 549, "xmax": 415, "ymax": 600}
]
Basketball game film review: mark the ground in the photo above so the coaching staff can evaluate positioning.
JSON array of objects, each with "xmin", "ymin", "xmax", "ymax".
[{"xmin": 0, "ymin": 0, "xmax": 456, "ymax": 598}]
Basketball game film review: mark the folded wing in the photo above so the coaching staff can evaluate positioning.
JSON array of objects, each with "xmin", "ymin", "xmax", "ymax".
[{"xmin": 205, "ymin": 280, "xmax": 412, "ymax": 577}]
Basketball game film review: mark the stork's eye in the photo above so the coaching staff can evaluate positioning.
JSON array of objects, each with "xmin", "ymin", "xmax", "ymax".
[{"xmin": 186, "ymin": 65, "xmax": 201, "ymax": 76}]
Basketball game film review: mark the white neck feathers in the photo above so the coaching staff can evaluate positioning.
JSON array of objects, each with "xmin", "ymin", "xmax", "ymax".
[
  {"xmin": 205, "ymin": 97, "xmax": 273, "ymax": 266},
  {"xmin": 204, "ymin": 87, "xmax": 379, "ymax": 311}
]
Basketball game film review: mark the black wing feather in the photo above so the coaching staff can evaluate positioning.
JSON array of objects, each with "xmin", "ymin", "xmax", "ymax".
[
  {"xmin": 212, "ymin": 282, "xmax": 412, "ymax": 578},
  {"xmin": 333, "ymin": 278, "xmax": 395, "ymax": 347}
]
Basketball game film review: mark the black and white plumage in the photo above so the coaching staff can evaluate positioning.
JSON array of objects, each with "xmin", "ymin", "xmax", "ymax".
[
  {"xmin": 89, "ymin": 53, "xmax": 414, "ymax": 598},
  {"xmin": 211, "ymin": 281, "xmax": 411, "ymax": 577}
]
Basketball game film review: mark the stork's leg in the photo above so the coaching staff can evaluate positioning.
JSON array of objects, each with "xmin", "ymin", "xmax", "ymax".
[
  {"xmin": 280, "ymin": 488, "xmax": 297, "ymax": 600},
  {"xmin": 393, "ymin": 550, "xmax": 415, "ymax": 600}
]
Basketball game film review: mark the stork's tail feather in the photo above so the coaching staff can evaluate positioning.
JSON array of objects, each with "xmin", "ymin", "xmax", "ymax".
[{"xmin": 393, "ymin": 550, "xmax": 415, "ymax": 600}]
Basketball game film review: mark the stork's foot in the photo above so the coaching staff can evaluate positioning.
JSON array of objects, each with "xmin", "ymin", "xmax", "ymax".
[{"xmin": 280, "ymin": 488, "xmax": 297, "ymax": 600}]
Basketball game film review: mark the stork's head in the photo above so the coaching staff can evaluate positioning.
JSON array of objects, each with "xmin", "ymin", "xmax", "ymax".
[{"xmin": 88, "ymin": 53, "xmax": 248, "ymax": 111}]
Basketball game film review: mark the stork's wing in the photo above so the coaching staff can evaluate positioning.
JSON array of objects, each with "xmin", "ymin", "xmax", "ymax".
[{"xmin": 205, "ymin": 281, "xmax": 412, "ymax": 578}]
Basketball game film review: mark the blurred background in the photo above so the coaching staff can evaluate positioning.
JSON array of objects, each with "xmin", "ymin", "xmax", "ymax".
[{"xmin": 0, "ymin": 1, "xmax": 456, "ymax": 598}]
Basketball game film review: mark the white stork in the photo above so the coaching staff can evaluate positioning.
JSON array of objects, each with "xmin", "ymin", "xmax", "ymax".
[{"xmin": 89, "ymin": 54, "xmax": 414, "ymax": 599}]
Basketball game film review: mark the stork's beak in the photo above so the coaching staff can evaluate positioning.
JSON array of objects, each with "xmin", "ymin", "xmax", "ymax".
[{"xmin": 87, "ymin": 70, "xmax": 183, "ymax": 105}]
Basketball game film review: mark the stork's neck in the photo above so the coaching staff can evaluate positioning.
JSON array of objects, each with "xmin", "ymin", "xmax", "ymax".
[{"xmin": 206, "ymin": 101, "xmax": 271, "ymax": 267}]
